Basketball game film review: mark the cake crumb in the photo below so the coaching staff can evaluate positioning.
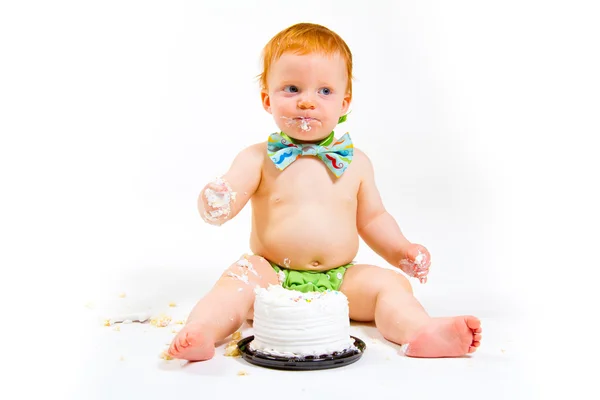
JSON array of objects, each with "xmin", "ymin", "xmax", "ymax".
[
  {"xmin": 169, "ymin": 302, "xmax": 177, "ymax": 307},
  {"xmin": 150, "ymin": 314, "xmax": 172, "ymax": 327},
  {"xmin": 103, "ymin": 319, "xmax": 111, "ymax": 326},
  {"xmin": 84, "ymin": 301, "xmax": 94, "ymax": 309},
  {"xmin": 119, "ymin": 356, "xmax": 125, "ymax": 361},
  {"xmin": 171, "ymin": 329, "xmax": 178, "ymax": 334},
  {"xmin": 224, "ymin": 342, "xmax": 241, "ymax": 357},
  {"xmin": 501, "ymin": 348, "xmax": 506, "ymax": 353},
  {"xmin": 237, "ymin": 370, "xmax": 248, "ymax": 376},
  {"xmin": 224, "ymin": 331, "xmax": 243, "ymax": 357},
  {"xmin": 175, "ymin": 319, "xmax": 185, "ymax": 325},
  {"xmin": 160, "ymin": 350, "xmax": 173, "ymax": 360},
  {"xmin": 119, "ymin": 293, "xmax": 126, "ymax": 298},
  {"xmin": 113, "ymin": 326, "xmax": 120, "ymax": 332}
]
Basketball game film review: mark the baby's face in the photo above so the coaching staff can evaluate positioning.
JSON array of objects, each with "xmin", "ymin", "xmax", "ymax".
[{"xmin": 262, "ymin": 52, "xmax": 350, "ymax": 142}]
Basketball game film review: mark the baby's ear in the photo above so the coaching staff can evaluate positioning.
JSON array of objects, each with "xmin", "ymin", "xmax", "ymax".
[
  {"xmin": 341, "ymin": 92, "xmax": 351, "ymax": 114},
  {"xmin": 261, "ymin": 90, "xmax": 272, "ymax": 114}
]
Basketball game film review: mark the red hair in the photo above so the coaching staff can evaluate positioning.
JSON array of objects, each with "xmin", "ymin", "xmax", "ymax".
[{"xmin": 258, "ymin": 23, "xmax": 353, "ymax": 99}]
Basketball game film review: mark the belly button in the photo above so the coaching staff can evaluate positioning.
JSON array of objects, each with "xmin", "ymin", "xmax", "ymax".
[{"xmin": 312, "ymin": 261, "xmax": 320, "ymax": 267}]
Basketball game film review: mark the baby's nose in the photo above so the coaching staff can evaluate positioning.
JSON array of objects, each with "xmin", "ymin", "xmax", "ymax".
[{"xmin": 298, "ymin": 99, "xmax": 315, "ymax": 110}]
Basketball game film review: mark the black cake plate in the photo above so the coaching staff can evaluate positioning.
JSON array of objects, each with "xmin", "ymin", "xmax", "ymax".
[{"xmin": 237, "ymin": 335, "xmax": 366, "ymax": 371}]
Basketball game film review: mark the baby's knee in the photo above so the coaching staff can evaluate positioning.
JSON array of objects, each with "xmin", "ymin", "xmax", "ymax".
[
  {"xmin": 384, "ymin": 270, "xmax": 413, "ymax": 294},
  {"xmin": 219, "ymin": 254, "xmax": 275, "ymax": 284}
]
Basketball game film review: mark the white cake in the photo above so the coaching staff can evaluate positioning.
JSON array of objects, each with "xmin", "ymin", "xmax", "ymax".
[{"xmin": 249, "ymin": 285, "xmax": 355, "ymax": 357}]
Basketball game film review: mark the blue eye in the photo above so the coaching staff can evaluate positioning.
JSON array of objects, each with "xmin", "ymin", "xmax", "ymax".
[
  {"xmin": 318, "ymin": 87, "xmax": 332, "ymax": 95},
  {"xmin": 283, "ymin": 85, "xmax": 299, "ymax": 93}
]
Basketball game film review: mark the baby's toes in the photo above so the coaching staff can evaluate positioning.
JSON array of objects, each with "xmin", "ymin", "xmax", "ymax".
[
  {"xmin": 168, "ymin": 341, "xmax": 180, "ymax": 356},
  {"xmin": 169, "ymin": 333, "xmax": 189, "ymax": 355},
  {"xmin": 179, "ymin": 332, "xmax": 192, "ymax": 348},
  {"xmin": 465, "ymin": 316, "xmax": 481, "ymax": 331},
  {"xmin": 473, "ymin": 333, "xmax": 482, "ymax": 342}
]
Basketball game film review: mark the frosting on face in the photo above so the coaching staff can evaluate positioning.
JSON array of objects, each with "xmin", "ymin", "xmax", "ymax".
[{"xmin": 280, "ymin": 115, "xmax": 314, "ymax": 132}]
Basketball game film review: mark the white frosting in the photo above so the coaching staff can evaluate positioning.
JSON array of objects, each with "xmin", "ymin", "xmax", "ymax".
[
  {"xmin": 226, "ymin": 271, "xmax": 249, "ymax": 284},
  {"xmin": 250, "ymin": 285, "xmax": 355, "ymax": 357},
  {"xmin": 299, "ymin": 118, "xmax": 311, "ymax": 131},
  {"xmin": 105, "ymin": 312, "xmax": 151, "ymax": 325},
  {"xmin": 414, "ymin": 252, "xmax": 424, "ymax": 265},
  {"xmin": 201, "ymin": 177, "xmax": 236, "ymax": 225},
  {"xmin": 236, "ymin": 257, "xmax": 258, "ymax": 276},
  {"xmin": 280, "ymin": 116, "xmax": 314, "ymax": 132}
]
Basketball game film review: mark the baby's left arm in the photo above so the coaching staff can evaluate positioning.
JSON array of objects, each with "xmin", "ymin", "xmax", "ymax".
[{"xmin": 355, "ymin": 150, "xmax": 430, "ymax": 281}]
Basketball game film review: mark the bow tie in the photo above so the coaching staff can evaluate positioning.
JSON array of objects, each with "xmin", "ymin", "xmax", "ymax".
[{"xmin": 267, "ymin": 131, "xmax": 354, "ymax": 177}]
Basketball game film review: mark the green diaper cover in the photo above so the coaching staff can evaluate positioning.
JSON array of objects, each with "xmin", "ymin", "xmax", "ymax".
[{"xmin": 269, "ymin": 261, "xmax": 352, "ymax": 293}]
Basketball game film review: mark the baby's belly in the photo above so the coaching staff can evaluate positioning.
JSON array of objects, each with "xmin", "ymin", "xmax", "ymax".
[{"xmin": 250, "ymin": 207, "xmax": 359, "ymax": 271}]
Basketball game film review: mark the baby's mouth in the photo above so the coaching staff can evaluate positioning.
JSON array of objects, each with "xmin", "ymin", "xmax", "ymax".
[{"xmin": 282, "ymin": 116, "xmax": 319, "ymax": 132}]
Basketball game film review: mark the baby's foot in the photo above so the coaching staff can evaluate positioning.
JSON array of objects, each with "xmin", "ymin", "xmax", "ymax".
[
  {"xmin": 404, "ymin": 316, "xmax": 482, "ymax": 358},
  {"xmin": 167, "ymin": 322, "xmax": 215, "ymax": 361}
]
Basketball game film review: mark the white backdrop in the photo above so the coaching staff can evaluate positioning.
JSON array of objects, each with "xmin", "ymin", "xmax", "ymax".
[{"xmin": 2, "ymin": 1, "xmax": 599, "ymax": 395}]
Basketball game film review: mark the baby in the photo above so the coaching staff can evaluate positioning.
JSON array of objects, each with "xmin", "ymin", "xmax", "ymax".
[{"xmin": 168, "ymin": 22, "xmax": 481, "ymax": 360}]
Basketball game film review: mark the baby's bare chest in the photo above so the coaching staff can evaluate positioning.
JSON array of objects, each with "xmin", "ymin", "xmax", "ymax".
[{"xmin": 257, "ymin": 157, "xmax": 360, "ymax": 204}]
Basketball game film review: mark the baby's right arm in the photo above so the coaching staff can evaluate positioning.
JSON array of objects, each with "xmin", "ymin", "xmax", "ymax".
[{"xmin": 198, "ymin": 143, "xmax": 263, "ymax": 226}]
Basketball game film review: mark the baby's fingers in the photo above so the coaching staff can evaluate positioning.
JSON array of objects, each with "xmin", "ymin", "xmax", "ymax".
[
  {"xmin": 399, "ymin": 260, "xmax": 425, "ymax": 279},
  {"xmin": 399, "ymin": 259, "xmax": 416, "ymax": 275},
  {"xmin": 415, "ymin": 268, "xmax": 429, "ymax": 284},
  {"xmin": 206, "ymin": 181, "xmax": 230, "ymax": 192}
]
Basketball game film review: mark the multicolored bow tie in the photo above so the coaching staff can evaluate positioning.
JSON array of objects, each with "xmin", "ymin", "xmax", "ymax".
[{"xmin": 267, "ymin": 131, "xmax": 354, "ymax": 177}]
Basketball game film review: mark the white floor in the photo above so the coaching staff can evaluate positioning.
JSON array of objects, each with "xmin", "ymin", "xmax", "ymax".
[{"xmin": 61, "ymin": 277, "xmax": 539, "ymax": 400}]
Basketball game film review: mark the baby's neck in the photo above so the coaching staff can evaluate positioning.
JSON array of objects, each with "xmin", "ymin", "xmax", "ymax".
[
  {"xmin": 282, "ymin": 131, "xmax": 335, "ymax": 146},
  {"xmin": 294, "ymin": 138, "xmax": 325, "ymax": 144}
]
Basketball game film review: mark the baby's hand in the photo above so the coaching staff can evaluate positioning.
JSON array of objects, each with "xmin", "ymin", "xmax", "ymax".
[
  {"xmin": 201, "ymin": 177, "xmax": 236, "ymax": 226},
  {"xmin": 399, "ymin": 244, "xmax": 431, "ymax": 284}
]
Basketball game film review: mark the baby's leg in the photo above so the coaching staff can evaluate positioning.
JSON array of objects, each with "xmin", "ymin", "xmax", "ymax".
[
  {"xmin": 168, "ymin": 255, "xmax": 278, "ymax": 361},
  {"xmin": 340, "ymin": 265, "xmax": 482, "ymax": 358}
]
